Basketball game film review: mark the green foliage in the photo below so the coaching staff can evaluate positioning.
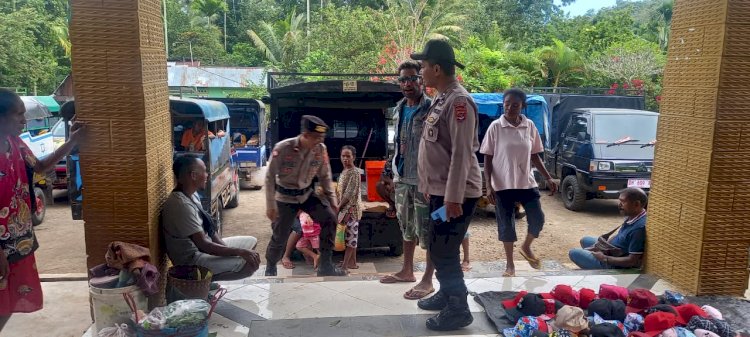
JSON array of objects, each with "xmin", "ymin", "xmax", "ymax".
[
  {"xmin": 537, "ymin": 39, "xmax": 584, "ymax": 88},
  {"xmin": 0, "ymin": 0, "xmax": 670, "ymax": 109},
  {"xmin": 172, "ymin": 25, "xmax": 227, "ymax": 65},
  {"xmin": 0, "ymin": 6, "xmax": 66, "ymax": 94}
]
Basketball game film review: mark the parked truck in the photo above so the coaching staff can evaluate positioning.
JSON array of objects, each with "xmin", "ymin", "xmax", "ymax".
[
  {"xmin": 534, "ymin": 93, "xmax": 657, "ymax": 211},
  {"xmin": 263, "ymin": 73, "xmax": 405, "ymax": 255}
]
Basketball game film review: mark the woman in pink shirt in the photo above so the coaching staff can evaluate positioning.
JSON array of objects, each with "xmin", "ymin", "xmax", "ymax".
[{"xmin": 479, "ymin": 89, "xmax": 558, "ymax": 277}]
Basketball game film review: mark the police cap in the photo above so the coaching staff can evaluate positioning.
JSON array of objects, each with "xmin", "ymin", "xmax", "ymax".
[
  {"xmin": 301, "ymin": 115, "xmax": 329, "ymax": 134},
  {"xmin": 410, "ymin": 39, "xmax": 465, "ymax": 69}
]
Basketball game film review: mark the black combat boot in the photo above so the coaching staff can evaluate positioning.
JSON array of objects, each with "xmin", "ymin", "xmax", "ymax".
[
  {"xmin": 425, "ymin": 293, "xmax": 473, "ymax": 331},
  {"xmin": 316, "ymin": 249, "xmax": 348, "ymax": 276},
  {"xmin": 264, "ymin": 263, "xmax": 277, "ymax": 276},
  {"xmin": 417, "ymin": 290, "xmax": 448, "ymax": 311}
]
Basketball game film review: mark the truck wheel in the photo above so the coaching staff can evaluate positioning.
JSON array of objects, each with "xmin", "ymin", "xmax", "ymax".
[
  {"xmin": 225, "ymin": 192, "xmax": 240, "ymax": 209},
  {"xmin": 561, "ymin": 175, "xmax": 586, "ymax": 211},
  {"xmin": 32, "ymin": 187, "xmax": 47, "ymax": 226},
  {"xmin": 388, "ymin": 243, "xmax": 403, "ymax": 256}
]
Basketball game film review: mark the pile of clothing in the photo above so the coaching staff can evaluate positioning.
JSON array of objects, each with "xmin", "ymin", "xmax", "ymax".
[
  {"xmin": 89, "ymin": 241, "xmax": 160, "ymax": 296},
  {"xmin": 500, "ymin": 284, "xmax": 736, "ymax": 337}
]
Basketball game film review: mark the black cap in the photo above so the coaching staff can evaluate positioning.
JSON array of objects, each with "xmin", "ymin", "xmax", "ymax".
[
  {"xmin": 590, "ymin": 323, "xmax": 625, "ymax": 337},
  {"xmin": 301, "ymin": 115, "xmax": 329, "ymax": 134},
  {"xmin": 505, "ymin": 293, "xmax": 564, "ymax": 323},
  {"xmin": 587, "ymin": 299, "xmax": 626, "ymax": 322},
  {"xmin": 644, "ymin": 304, "xmax": 678, "ymax": 316},
  {"xmin": 410, "ymin": 39, "xmax": 465, "ymax": 69}
]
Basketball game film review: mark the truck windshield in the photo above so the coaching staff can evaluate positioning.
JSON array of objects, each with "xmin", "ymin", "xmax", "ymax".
[{"xmin": 593, "ymin": 114, "xmax": 657, "ymax": 145}]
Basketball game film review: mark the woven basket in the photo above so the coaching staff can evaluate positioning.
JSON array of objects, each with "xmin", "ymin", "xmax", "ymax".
[
  {"xmin": 698, "ymin": 270, "xmax": 750, "ymax": 296},
  {"xmin": 166, "ymin": 266, "xmax": 213, "ymax": 304}
]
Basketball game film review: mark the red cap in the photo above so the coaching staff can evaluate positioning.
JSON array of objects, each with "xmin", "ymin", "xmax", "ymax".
[
  {"xmin": 579, "ymin": 288, "xmax": 597, "ymax": 309},
  {"xmin": 540, "ymin": 292, "xmax": 555, "ymax": 300},
  {"xmin": 626, "ymin": 289, "xmax": 658, "ymax": 314},
  {"xmin": 600, "ymin": 284, "xmax": 629, "ymax": 302},
  {"xmin": 643, "ymin": 312, "xmax": 678, "ymax": 337},
  {"xmin": 551, "ymin": 285, "xmax": 580, "ymax": 306},
  {"xmin": 503, "ymin": 291, "xmax": 528, "ymax": 309},
  {"xmin": 674, "ymin": 304, "xmax": 709, "ymax": 325}
]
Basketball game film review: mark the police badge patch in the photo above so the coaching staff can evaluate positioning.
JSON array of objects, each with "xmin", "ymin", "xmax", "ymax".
[{"xmin": 454, "ymin": 97, "xmax": 467, "ymax": 122}]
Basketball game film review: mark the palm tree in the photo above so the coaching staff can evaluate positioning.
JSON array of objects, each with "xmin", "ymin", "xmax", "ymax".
[
  {"xmin": 247, "ymin": 11, "xmax": 306, "ymax": 71},
  {"xmin": 191, "ymin": 0, "xmax": 227, "ymax": 26},
  {"xmin": 655, "ymin": 1, "xmax": 673, "ymax": 51},
  {"xmin": 376, "ymin": 0, "xmax": 466, "ymax": 66},
  {"xmin": 537, "ymin": 39, "xmax": 584, "ymax": 90}
]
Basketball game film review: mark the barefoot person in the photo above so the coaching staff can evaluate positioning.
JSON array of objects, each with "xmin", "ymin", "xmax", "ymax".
[
  {"xmin": 0, "ymin": 89, "xmax": 86, "ymax": 331},
  {"xmin": 378, "ymin": 61, "xmax": 437, "ymax": 301},
  {"xmin": 336, "ymin": 145, "xmax": 362, "ymax": 271},
  {"xmin": 412, "ymin": 39, "xmax": 483, "ymax": 331},
  {"xmin": 264, "ymin": 115, "xmax": 346, "ymax": 277},
  {"xmin": 479, "ymin": 89, "xmax": 558, "ymax": 277}
]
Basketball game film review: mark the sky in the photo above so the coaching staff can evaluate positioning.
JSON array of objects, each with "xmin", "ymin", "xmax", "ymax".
[{"xmin": 555, "ymin": 0, "xmax": 619, "ymax": 17}]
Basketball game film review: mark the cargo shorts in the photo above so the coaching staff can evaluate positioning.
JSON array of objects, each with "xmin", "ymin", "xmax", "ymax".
[{"xmin": 395, "ymin": 183, "xmax": 430, "ymax": 249}]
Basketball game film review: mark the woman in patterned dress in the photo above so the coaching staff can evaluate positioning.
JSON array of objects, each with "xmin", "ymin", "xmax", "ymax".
[
  {"xmin": 336, "ymin": 145, "xmax": 362, "ymax": 271},
  {"xmin": 0, "ymin": 89, "xmax": 85, "ymax": 330}
]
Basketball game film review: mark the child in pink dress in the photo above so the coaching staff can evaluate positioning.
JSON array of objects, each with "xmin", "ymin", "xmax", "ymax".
[{"xmin": 295, "ymin": 211, "xmax": 321, "ymax": 270}]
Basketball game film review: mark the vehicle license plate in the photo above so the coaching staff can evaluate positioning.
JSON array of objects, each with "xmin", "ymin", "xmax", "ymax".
[{"xmin": 627, "ymin": 179, "xmax": 651, "ymax": 188}]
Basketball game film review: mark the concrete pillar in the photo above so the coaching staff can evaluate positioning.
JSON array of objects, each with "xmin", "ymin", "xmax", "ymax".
[
  {"xmin": 69, "ymin": 0, "xmax": 173, "ymax": 269},
  {"xmin": 647, "ymin": 0, "xmax": 750, "ymax": 296}
]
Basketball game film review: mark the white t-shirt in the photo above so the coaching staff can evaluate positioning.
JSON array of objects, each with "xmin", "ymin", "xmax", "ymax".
[{"xmin": 479, "ymin": 115, "xmax": 544, "ymax": 192}]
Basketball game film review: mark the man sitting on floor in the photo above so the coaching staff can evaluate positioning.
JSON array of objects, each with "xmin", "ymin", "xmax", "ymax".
[
  {"xmin": 162, "ymin": 155, "xmax": 261, "ymax": 281},
  {"xmin": 568, "ymin": 187, "xmax": 648, "ymax": 270}
]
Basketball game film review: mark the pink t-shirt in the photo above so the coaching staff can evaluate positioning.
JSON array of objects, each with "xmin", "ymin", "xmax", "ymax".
[
  {"xmin": 479, "ymin": 115, "xmax": 544, "ymax": 191},
  {"xmin": 299, "ymin": 212, "xmax": 321, "ymax": 238}
]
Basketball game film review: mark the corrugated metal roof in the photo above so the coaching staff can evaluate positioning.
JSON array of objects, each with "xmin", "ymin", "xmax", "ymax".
[{"xmin": 167, "ymin": 63, "xmax": 266, "ymax": 88}]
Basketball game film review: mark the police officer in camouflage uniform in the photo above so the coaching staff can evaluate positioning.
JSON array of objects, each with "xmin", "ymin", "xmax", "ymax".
[
  {"xmin": 411, "ymin": 39, "xmax": 483, "ymax": 331},
  {"xmin": 264, "ymin": 115, "xmax": 347, "ymax": 277}
]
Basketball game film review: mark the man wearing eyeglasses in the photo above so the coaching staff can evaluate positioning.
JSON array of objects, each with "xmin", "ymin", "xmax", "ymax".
[
  {"xmin": 379, "ymin": 61, "xmax": 436, "ymax": 300},
  {"xmin": 411, "ymin": 39, "xmax": 482, "ymax": 331}
]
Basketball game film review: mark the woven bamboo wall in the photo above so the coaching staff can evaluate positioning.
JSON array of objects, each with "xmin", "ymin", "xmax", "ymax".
[
  {"xmin": 69, "ymin": 0, "xmax": 173, "ymax": 269},
  {"xmin": 646, "ymin": 0, "xmax": 750, "ymax": 296}
]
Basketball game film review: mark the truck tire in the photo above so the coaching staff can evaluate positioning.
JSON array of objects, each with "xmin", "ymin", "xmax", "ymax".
[
  {"xmin": 32, "ymin": 187, "xmax": 46, "ymax": 226},
  {"xmin": 561, "ymin": 175, "xmax": 586, "ymax": 211},
  {"xmin": 225, "ymin": 192, "xmax": 240, "ymax": 209}
]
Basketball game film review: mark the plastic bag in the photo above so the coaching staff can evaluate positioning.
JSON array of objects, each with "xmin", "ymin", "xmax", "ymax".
[
  {"xmin": 334, "ymin": 223, "xmax": 346, "ymax": 251},
  {"xmin": 164, "ymin": 299, "xmax": 211, "ymax": 328},
  {"xmin": 139, "ymin": 307, "xmax": 167, "ymax": 330},
  {"xmin": 98, "ymin": 323, "xmax": 135, "ymax": 337}
]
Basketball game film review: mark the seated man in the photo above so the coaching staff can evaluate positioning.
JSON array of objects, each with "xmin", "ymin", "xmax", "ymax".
[
  {"xmin": 568, "ymin": 187, "xmax": 648, "ymax": 269},
  {"xmin": 162, "ymin": 155, "xmax": 261, "ymax": 281}
]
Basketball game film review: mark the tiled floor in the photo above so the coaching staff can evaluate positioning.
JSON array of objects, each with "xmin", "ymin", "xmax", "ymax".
[
  {"xmin": 208, "ymin": 272, "xmax": 663, "ymax": 336},
  {"xmin": 76, "ymin": 270, "xmax": 662, "ymax": 337}
]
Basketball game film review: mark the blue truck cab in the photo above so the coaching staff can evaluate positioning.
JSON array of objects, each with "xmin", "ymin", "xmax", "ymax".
[
  {"xmin": 63, "ymin": 98, "xmax": 241, "ymax": 232},
  {"xmin": 205, "ymin": 98, "xmax": 267, "ymax": 190}
]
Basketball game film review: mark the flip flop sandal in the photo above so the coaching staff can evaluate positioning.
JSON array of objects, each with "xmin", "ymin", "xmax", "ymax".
[
  {"xmin": 379, "ymin": 274, "xmax": 417, "ymax": 284},
  {"xmin": 404, "ymin": 287, "xmax": 435, "ymax": 300},
  {"xmin": 519, "ymin": 250, "xmax": 542, "ymax": 269},
  {"xmin": 502, "ymin": 271, "xmax": 516, "ymax": 277}
]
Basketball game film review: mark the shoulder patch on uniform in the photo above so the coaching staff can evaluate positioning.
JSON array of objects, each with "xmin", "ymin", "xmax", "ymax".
[{"xmin": 454, "ymin": 96, "xmax": 468, "ymax": 122}]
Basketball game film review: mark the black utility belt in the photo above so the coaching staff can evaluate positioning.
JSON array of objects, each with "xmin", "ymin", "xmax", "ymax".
[{"xmin": 277, "ymin": 184, "xmax": 313, "ymax": 196}]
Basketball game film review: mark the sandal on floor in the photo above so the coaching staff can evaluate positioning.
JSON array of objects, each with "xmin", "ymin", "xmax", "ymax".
[
  {"xmin": 502, "ymin": 271, "xmax": 516, "ymax": 277},
  {"xmin": 519, "ymin": 250, "xmax": 542, "ymax": 269},
  {"xmin": 404, "ymin": 287, "xmax": 435, "ymax": 300},
  {"xmin": 379, "ymin": 274, "xmax": 417, "ymax": 284}
]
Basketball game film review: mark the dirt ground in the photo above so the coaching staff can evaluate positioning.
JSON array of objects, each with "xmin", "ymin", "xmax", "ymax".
[{"xmin": 35, "ymin": 184, "xmax": 622, "ymax": 274}]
